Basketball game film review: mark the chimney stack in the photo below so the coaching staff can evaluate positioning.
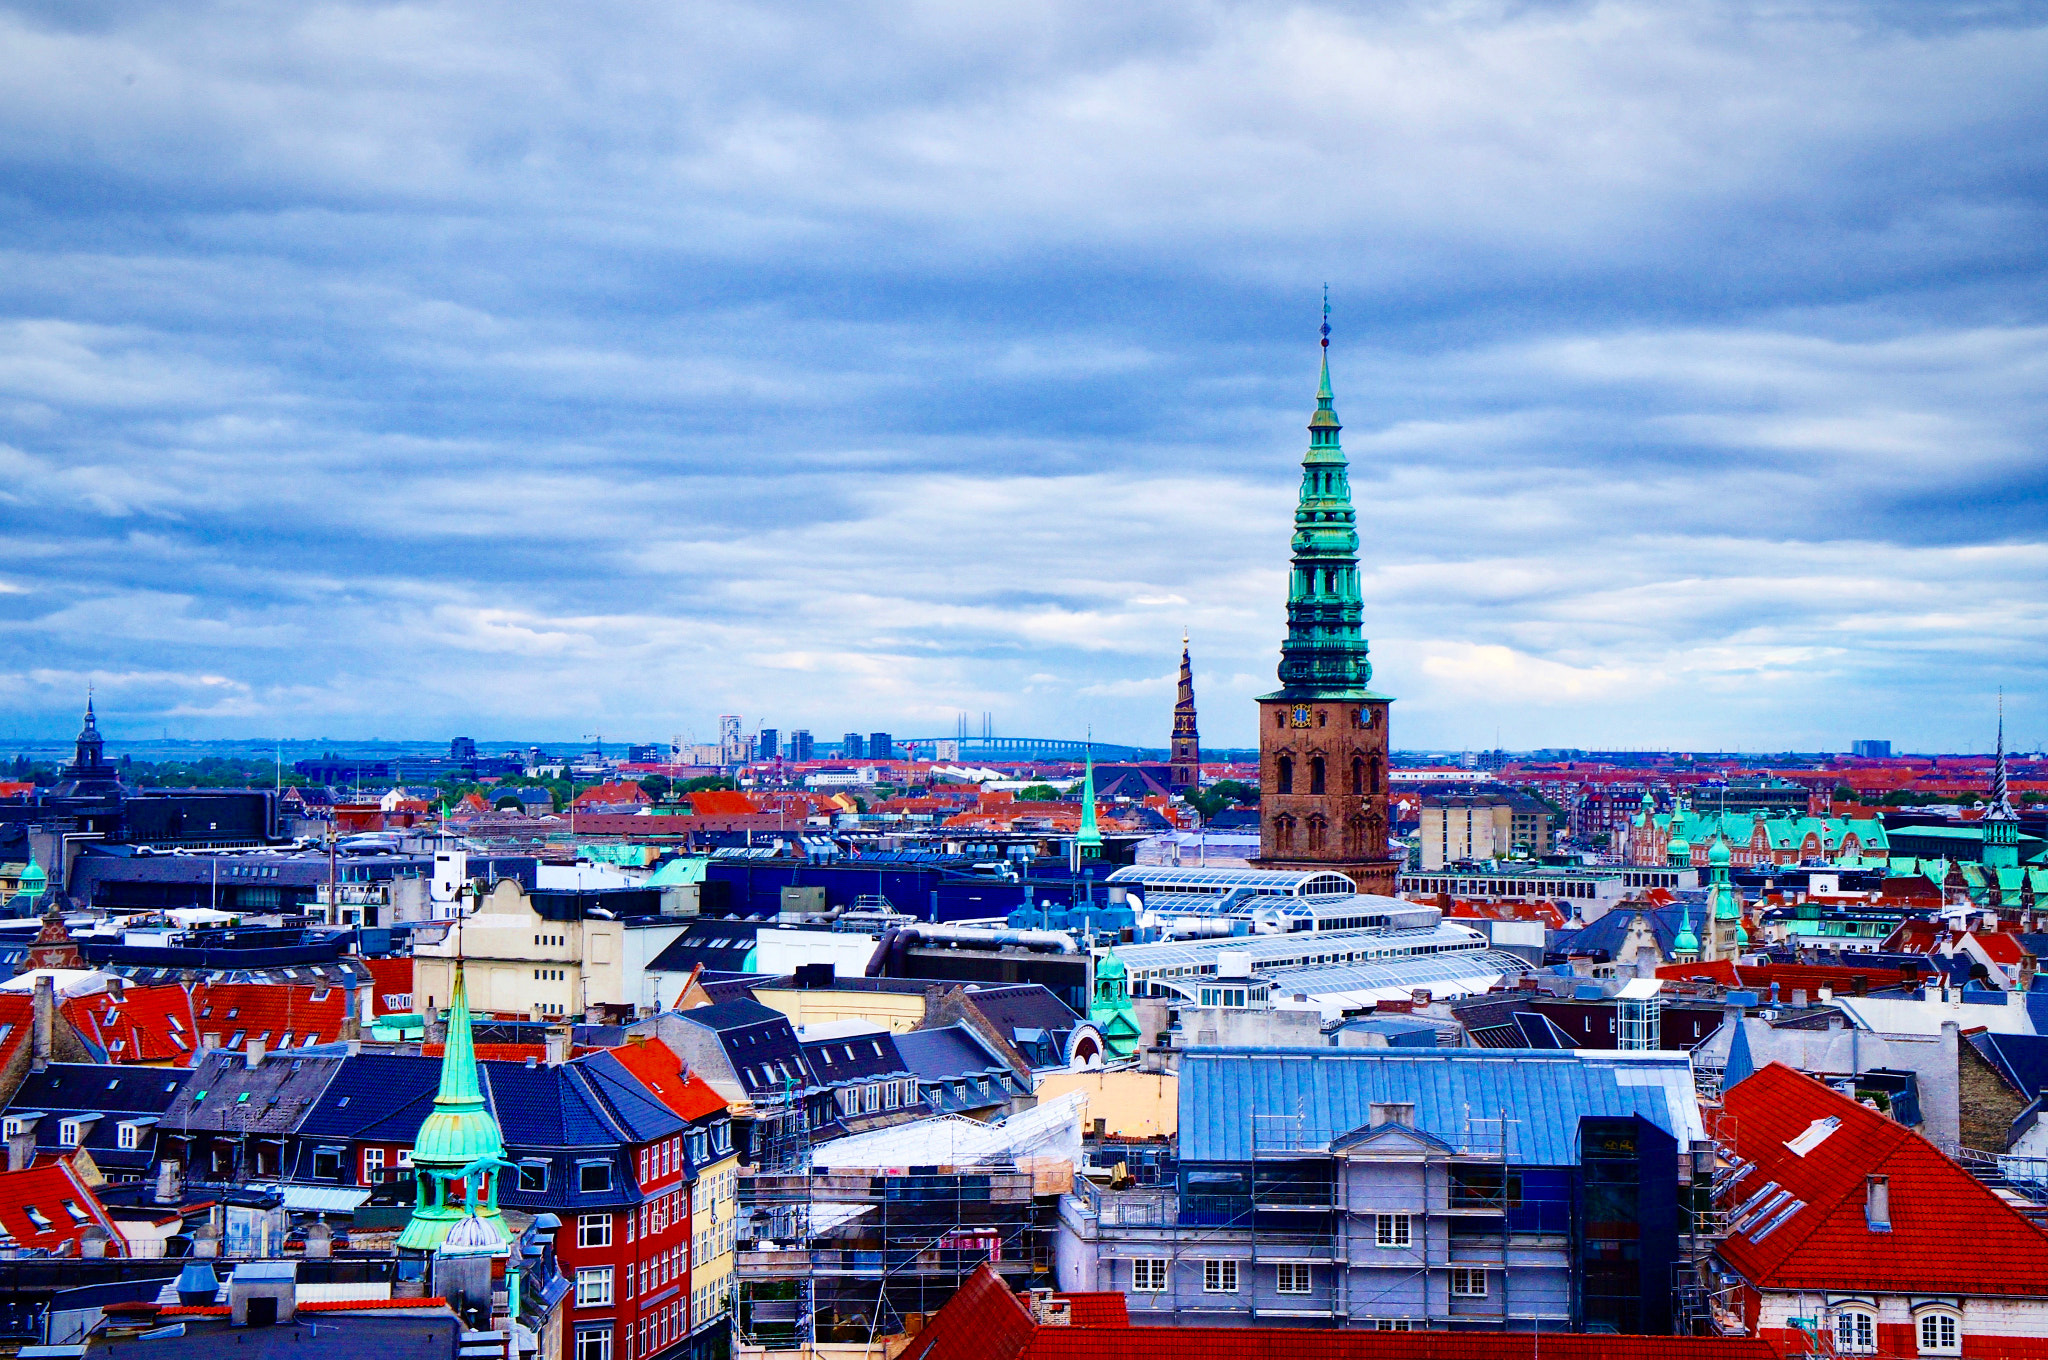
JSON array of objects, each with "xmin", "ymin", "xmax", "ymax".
[
  {"xmin": 245, "ymin": 1037, "xmax": 265, "ymax": 1068},
  {"xmin": 1865, "ymin": 1174, "xmax": 1891, "ymax": 1231},
  {"xmin": 545, "ymin": 1029, "xmax": 571, "ymax": 1067},
  {"xmin": 31, "ymin": 974, "xmax": 54, "ymax": 1074},
  {"xmin": 7, "ymin": 1128, "xmax": 35, "ymax": 1172},
  {"xmin": 156, "ymin": 1159, "xmax": 185, "ymax": 1205}
]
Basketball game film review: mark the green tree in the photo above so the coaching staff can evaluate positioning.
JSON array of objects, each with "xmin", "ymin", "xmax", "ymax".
[
  {"xmin": 1016, "ymin": 784, "xmax": 1065, "ymax": 802},
  {"xmin": 638, "ymin": 775, "xmax": 673, "ymax": 801},
  {"xmin": 1186, "ymin": 778, "xmax": 1260, "ymax": 818},
  {"xmin": 677, "ymin": 775, "xmax": 736, "ymax": 795}
]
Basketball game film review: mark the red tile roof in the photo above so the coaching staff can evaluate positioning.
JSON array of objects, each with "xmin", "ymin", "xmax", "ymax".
[
  {"xmin": 62, "ymin": 984, "xmax": 198, "ymax": 1063},
  {"xmin": 0, "ymin": 1155, "xmax": 123, "ymax": 1255},
  {"xmin": 1970, "ymin": 931, "xmax": 2029, "ymax": 965},
  {"xmin": 687, "ymin": 789, "xmax": 758, "ymax": 816},
  {"xmin": 1718, "ymin": 1063, "xmax": 2048, "ymax": 1296},
  {"xmin": 0, "ymin": 992, "xmax": 37, "ymax": 1072},
  {"xmin": 610, "ymin": 1036, "xmax": 729, "ymax": 1121},
  {"xmin": 1653, "ymin": 959, "xmax": 1924, "ymax": 993},
  {"xmin": 190, "ymin": 981, "xmax": 350, "ymax": 1056},
  {"xmin": 902, "ymin": 1266, "xmax": 1781, "ymax": 1360},
  {"xmin": 363, "ymin": 956, "xmax": 414, "ymax": 1015}
]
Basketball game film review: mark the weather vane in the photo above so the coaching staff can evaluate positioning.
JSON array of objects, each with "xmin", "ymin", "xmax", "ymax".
[{"xmin": 1321, "ymin": 284, "xmax": 1331, "ymax": 349}]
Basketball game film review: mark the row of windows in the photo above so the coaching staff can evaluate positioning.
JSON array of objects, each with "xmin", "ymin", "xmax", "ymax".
[
  {"xmin": 1131, "ymin": 1255, "xmax": 1485, "ymax": 1297},
  {"xmin": 4, "ymin": 1117, "xmax": 149, "ymax": 1150},
  {"xmin": 1274, "ymin": 754, "xmax": 1384, "ymax": 796},
  {"xmin": 835, "ymin": 1078, "xmax": 916, "ymax": 1116},
  {"xmin": 534, "ymin": 967, "xmax": 566, "ymax": 981}
]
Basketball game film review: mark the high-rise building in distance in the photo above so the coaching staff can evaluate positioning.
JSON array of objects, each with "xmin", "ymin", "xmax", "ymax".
[
  {"xmin": 788, "ymin": 731, "xmax": 815, "ymax": 762},
  {"xmin": 868, "ymin": 732, "xmax": 894, "ymax": 761},
  {"xmin": 842, "ymin": 732, "xmax": 865, "ymax": 759},
  {"xmin": 757, "ymin": 728, "xmax": 779, "ymax": 763}
]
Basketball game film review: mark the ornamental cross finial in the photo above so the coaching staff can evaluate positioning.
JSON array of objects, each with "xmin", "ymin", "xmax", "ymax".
[{"xmin": 1321, "ymin": 285, "xmax": 1331, "ymax": 348}]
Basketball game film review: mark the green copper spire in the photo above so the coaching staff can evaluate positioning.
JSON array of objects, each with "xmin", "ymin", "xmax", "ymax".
[
  {"xmin": 1707, "ymin": 837, "xmax": 1740, "ymax": 922},
  {"xmin": 398, "ymin": 963, "xmax": 513, "ymax": 1254},
  {"xmin": 1076, "ymin": 735, "xmax": 1103, "ymax": 860},
  {"xmin": 1673, "ymin": 902, "xmax": 1700, "ymax": 960},
  {"xmin": 1264, "ymin": 297, "xmax": 1382, "ymax": 702}
]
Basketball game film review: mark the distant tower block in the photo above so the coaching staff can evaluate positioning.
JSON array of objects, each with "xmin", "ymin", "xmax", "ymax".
[
  {"xmin": 1171, "ymin": 633, "xmax": 1201, "ymax": 795},
  {"xmin": 1251, "ymin": 302, "xmax": 1399, "ymax": 896}
]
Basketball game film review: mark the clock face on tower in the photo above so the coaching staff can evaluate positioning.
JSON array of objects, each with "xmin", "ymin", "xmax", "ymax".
[{"xmin": 1290, "ymin": 705, "xmax": 1313, "ymax": 729}]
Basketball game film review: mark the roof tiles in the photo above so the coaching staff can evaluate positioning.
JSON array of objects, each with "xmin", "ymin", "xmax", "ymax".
[{"xmin": 1718, "ymin": 1062, "xmax": 2048, "ymax": 1296}]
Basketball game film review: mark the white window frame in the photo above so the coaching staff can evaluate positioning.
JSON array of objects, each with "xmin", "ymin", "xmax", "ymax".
[
  {"xmin": 1276, "ymin": 1262, "xmax": 1311, "ymax": 1295},
  {"xmin": 1917, "ymin": 1310, "xmax": 1961, "ymax": 1356},
  {"xmin": 1836, "ymin": 1310, "xmax": 1876, "ymax": 1354},
  {"xmin": 363, "ymin": 1147, "xmax": 385, "ymax": 1177},
  {"xmin": 574, "ymin": 1326, "xmax": 613, "ymax": 1360},
  {"xmin": 1450, "ymin": 1267, "xmax": 1488, "ymax": 1298},
  {"xmin": 1202, "ymin": 1258, "xmax": 1239, "ymax": 1294},
  {"xmin": 1130, "ymin": 1258, "xmax": 1168, "ymax": 1293},
  {"xmin": 1376, "ymin": 1213, "xmax": 1411, "ymax": 1248},
  {"xmin": 117, "ymin": 1122, "xmax": 143, "ymax": 1151},
  {"xmin": 575, "ymin": 1266, "xmax": 614, "ymax": 1308},
  {"xmin": 58, "ymin": 1119, "xmax": 83, "ymax": 1147},
  {"xmin": 578, "ymin": 1212, "xmax": 613, "ymax": 1248}
]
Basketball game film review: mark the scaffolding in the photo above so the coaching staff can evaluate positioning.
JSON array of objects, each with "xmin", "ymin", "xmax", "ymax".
[{"xmin": 733, "ymin": 1092, "xmax": 1061, "ymax": 1355}]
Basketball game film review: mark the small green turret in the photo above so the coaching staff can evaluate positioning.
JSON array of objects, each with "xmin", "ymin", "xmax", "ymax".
[{"xmin": 398, "ymin": 963, "xmax": 513, "ymax": 1254}]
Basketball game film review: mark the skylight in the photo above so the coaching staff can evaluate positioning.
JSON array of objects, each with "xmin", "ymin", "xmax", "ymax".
[{"xmin": 1785, "ymin": 1116, "xmax": 1841, "ymax": 1157}]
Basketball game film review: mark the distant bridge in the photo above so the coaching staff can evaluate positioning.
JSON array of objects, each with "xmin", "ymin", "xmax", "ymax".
[{"xmin": 899, "ymin": 737, "xmax": 1156, "ymax": 762}]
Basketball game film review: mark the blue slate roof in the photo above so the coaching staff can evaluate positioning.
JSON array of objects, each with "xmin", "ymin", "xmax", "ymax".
[
  {"xmin": 295, "ymin": 1053, "xmax": 442, "ymax": 1143},
  {"xmin": 3, "ymin": 1062, "xmax": 189, "ymax": 1172},
  {"xmin": 1968, "ymin": 1031, "xmax": 2048, "ymax": 1099},
  {"xmin": 1177, "ymin": 1047, "xmax": 1702, "ymax": 1166},
  {"xmin": 894, "ymin": 1024, "xmax": 1011, "ymax": 1082},
  {"xmin": 1550, "ymin": 903, "xmax": 1689, "ymax": 958}
]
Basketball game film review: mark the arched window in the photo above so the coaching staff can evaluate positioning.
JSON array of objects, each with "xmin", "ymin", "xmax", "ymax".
[
  {"xmin": 1276, "ymin": 756, "xmax": 1293, "ymax": 795},
  {"xmin": 1345, "ymin": 816, "xmax": 1366, "ymax": 857},
  {"xmin": 1275, "ymin": 709, "xmax": 1287, "ymax": 729},
  {"xmin": 1836, "ymin": 1311, "xmax": 1876, "ymax": 1355},
  {"xmin": 1275, "ymin": 816, "xmax": 1296, "ymax": 852},
  {"xmin": 1307, "ymin": 817, "xmax": 1326, "ymax": 852},
  {"xmin": 1917, "ymin": 1312, "xmax": 1960, "ymax": 1356},
  {"xmin": 1317, "ymin": 710, "xmax": 1327, "ymax": 727},
  {"xmin": 1371, "ymin": 758, "xmax": 1383, "ymax": 795},
  {"xmin": 1309, "ymin": 757, "xmax": 1326, "ymax": 795},
  {"xmin": 1351, "ymin": 757, "xmax": 1365, "ymax": 796}
]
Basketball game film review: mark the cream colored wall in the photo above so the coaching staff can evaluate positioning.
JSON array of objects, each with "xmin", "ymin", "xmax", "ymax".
[
  {"xmin": 1033, "ymin": 1070, "xmax": 1177, "ymax": 1138},
  {"xmin": 751, "ymin": 988, "xmax": 927, "ymax": 1034},
  {"xmin": 412, "ymin": 878, "xmax": 627, "ymax": 1016},
  {"xmin": 691, "ymin": 1151, "xmax": 740, "ymax": 1328}
]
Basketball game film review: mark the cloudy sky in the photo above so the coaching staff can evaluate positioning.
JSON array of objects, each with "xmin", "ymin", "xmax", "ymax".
[{"xmin": 1, "ymin": 0, "xmax": 2044, "ymax": 753}]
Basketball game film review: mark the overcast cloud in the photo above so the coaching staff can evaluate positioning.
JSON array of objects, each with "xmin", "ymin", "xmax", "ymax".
[{"xmin": 0, "ymin": 0, "xmax": 2043, "ymax": 752}]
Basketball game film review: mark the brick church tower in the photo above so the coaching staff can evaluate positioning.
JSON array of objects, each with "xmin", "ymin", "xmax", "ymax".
[
  {"xmin": 1169, "ymin": 633, "xmax": 1200, "ymax": 795},
  {"xmin": 1251, "ymin": 309, "xmax": 1399, "ymax": 895}
]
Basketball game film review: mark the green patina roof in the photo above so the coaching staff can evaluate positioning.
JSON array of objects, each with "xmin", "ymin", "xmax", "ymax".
[
  {"xmin": 646, "ymin": 855, "xmax": 711, "ymax": 886},
  {"xmin": 1259, "ymin": 324, "xmax": 1387, "ymax": 705},
  {"xmin": 398, "ymin": 964, "xmax": 512, "ymax": 1255}
]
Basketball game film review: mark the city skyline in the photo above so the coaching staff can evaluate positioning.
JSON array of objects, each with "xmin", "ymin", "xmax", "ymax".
[{"xmin": 2, "ymin": 2, "xmax": 2044, "ymax": 749}]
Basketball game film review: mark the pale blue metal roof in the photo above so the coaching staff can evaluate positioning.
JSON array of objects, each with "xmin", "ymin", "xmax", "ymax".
[{"xmin": 1178, "ymin": 1047, "xmax": 1703, "ymax": 1166}]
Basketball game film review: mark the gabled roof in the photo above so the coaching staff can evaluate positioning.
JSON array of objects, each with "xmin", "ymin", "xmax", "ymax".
[
  {"xmin": 1717, "ymin": 1063, "xmax": 2048, "ymax": 1295},
  {"xmin": 0, "ymin": 1155, "xmax": 122, "ymax": 1255},
  {"xmin": 61, "ymin": 983, "xmax": 198, "ymax": 1063},
  {"xmin": 160, "ymin": 1050, "xmax": 347, "ymax": 1135},
  {"xmin": 190, "ymin": 981, "xmax": 351, "ymax": 1055},
  {"xmin": 478, "ymin": 1050, "xmax": 685, "ymax": 1148},
  {"xmin": 1967, "ymin": 1031, "xmax": 2048, "ymax": 1100},
  {"xmin": 894, "ymin": 1024, "xmax": 1011, "ymax": 1083},
  {"xmin": 297, "ymin": 1053, "xmax": 442, "ymax": 1142},
  {"xmin": 608, "ymin": 1038, "xmax": 729, "ymax": 1122}
]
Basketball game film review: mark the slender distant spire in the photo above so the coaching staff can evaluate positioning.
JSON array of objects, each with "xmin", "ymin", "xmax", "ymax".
[
  {"xmin": 1989, "ymin": 690, "xmax": 2016, "ymax": 821},
  {"xmin": 1077, "ymin": 732, "xmax": 1103, "ymax": 859}
]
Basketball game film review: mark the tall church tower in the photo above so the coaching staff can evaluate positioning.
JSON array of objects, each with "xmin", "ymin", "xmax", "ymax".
[
  {"xmin": 1984, "ymin": 697, "xmax": 2020, "ymax": 872},
  {"xmin": 1251, "ymin": 306, "xmax": 1399, "ymax": 894},
  {"xmin": 1170, "ymin": 633, "xmax": 1200, "ymax": 795}
]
